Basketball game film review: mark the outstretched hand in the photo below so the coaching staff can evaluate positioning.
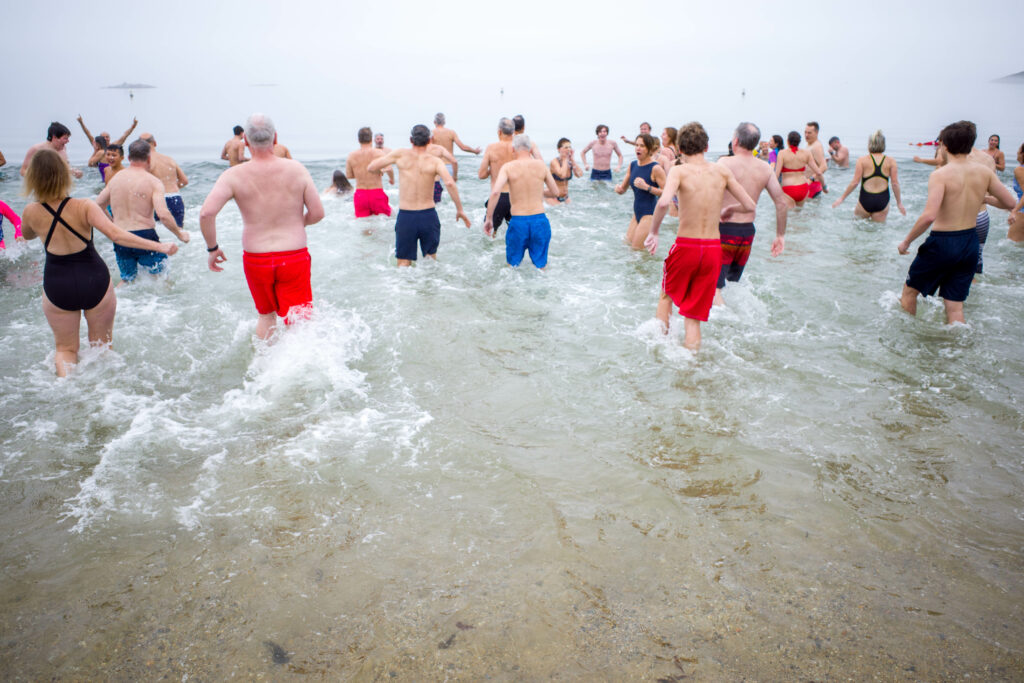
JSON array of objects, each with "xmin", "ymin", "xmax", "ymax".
[
  {"xmin": 831, "ymin": 198, "xmax": 842, "ymax": 208},
  {"xmin": 897, "ymin": 240, "xmax": 910, "ymax": 255},
  {"xmin": 771, "ymin": 236, "xmax": 784, "ymax": 257},
  {"xmin": 162, "ymin": 243, "xmax": 179, "ymax": 256},
  {"xmin": 898, "ymin": 202, "xmax": 907, "ymax": 216},
  {"xmin": 208, "ymin": 248, "xmax": 227, "ymax": 272},
  {"xmin": 178, "ymin": 230, "xmax": 191, "ymax": 243},
  {"xmin": 457, "ymin": 211, "xmax": 470, "ymax": 228},
  {"xmin": 644, "ymin": 233, "xmax": 659, "ymax": 255}
]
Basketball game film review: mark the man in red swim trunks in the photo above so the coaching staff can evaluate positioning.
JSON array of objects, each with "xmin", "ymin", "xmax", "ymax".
[
  {"xmin": 644, "ymin": 122, "xmax": 755, "ymax": 351},
  {"xmin": 805, "ymin": 121, "xmax": 828, "ymax": 198},
  {"xmin": 346, "ymin": 127, "xmax": 393, "ymax": 217},
  {"xmin": 200, "ymin": 113, "xmax": 325, "ymax": 340}
]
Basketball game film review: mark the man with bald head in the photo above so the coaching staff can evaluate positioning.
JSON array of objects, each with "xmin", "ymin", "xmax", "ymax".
[
  {"xmin": 200, "ymin": 113, "xmax": 325, "ymax": 339},
  {"xmin": 140, "ymin": 133, "xmax": 189, "ymax": 229}
]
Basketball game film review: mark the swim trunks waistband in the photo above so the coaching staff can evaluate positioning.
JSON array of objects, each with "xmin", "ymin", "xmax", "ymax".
[
  {"xmin": 243, "ymin": 247, "xmax": 310, "ymax": 258},
  {"xmin": 164, "ymin": 192, "xmax": 181, "ymax": 199},
  {"xmin": 928, "ymin": 228, "xmax": 977, "ymax": 238},
  {"xmin": 719, "ymin": 221, "xmax": 755, "ymax": 231},
  {"xmin": 396, "ymin": 207, "xmax": 438, "ymax": 215},
  {"xmin": 672, "ymin": 236, "xmax": 721, "ymax": 246}
]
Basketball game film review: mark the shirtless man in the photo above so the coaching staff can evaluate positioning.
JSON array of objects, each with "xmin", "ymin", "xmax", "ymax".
[
  {"xmin": 368, "ymin": 124, "xmax": 470, "ymax": 267},
  {"xmin": 21, "ymin": 122, "xmax": 83, "ymax": 178},
  {"xmin": 273, "ymin": 141, "xmax": 293, "ymax": 159},
  {"xmin": 621, "ymin": 121, "xmax": 653, "ymax": 146},
  {"xmin": 478, "ymin": 117, "xmax": 516, "ymax": 238},
  {"xmin": 828, "ymin": 136, "xmax": 850, "ymax": 168},
  {"xmin": 483, "ymin": 135, "xmax": 562, "ymax": 268},
  {"xmin": 804, "ymin": 121, "xmax": 827, "ymax": 197},
  {"xmin": 512, "ymin": 115, "xmax": 543, "ymax": 160},
  {"xmin": 200, "ymin": 113, "xmax": 324, "ymax": 339},
  {"xmin": 984, "ymin": 135, "xmax": 1006, "ymax": 172},
  {"xmin": 96, "ymin": 140, "xmax": 190, "ymax": 284},
  {"xmin": 140, "ymin": 133, "xmax": 189, "ymax": 228},
  {"xmin": 374, "ymin": 133, "xmax": 388, "ymax": 151},
  {"xmin": 643, "ymin": 122, "xmax": 756, "ymax": 351},
  {"xmin": 77, "ymin": 115, "xmax": 137, "ymax": 171},
  {"xmin": 102, "ymin": 145, "xmax": 125, "ymax": 185},
  {"xmin": 221, "ymin": 125, "xmax": 248, "ymax": 166},
  {"xmin": 345, "ymin": 127, "xmax": 391, "ymax": 218},
  {"xmin": 714, "ymin": 122, "xmax": 789, "ymax": 305},
  {"xmin": 581, "ymin": 125, "xmax": 623, "ymax": 181},
  {"xmin": 431, "ymin": 113, "xmax": 481, "ymax": 182},
  {"xmin": 897, "ymin": 121, "xmax": 1017, "ymax": 324}
]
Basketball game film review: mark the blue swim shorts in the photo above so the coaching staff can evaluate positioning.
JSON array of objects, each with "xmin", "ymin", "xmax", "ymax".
[
  {"xmin": 506, "ymin": 213, "xmax": 551, "ymax": 268},
  {"xmin": 395, "ymin": 207, "xmax": 441, "ymax": 261},
  {"xmin": 113, "ymin": 229, "xmax": 167, "ymax": 282},
  {"xmin": 590, "ymin": 169, "xmax": 613, "ymax": 182},
  {"xmin": 905, "ymin": 227, "xmax": 979, "ymax": 303}
]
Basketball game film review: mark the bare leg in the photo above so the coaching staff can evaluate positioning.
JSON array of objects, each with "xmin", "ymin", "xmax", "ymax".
[
  {"xmin": 943, "ymin": 299, "xmax": 965, "ymax": 325},
  {"xmin": 854, "ymin": 202, "xmax": 870, "ymax": 219},
  {"xmin": 713, "ymin": 287, "xmax": 725, "ymax": 306},
  {"xmin": 630, "ymin": 216, "xmax": 653, "ymax": 251},
  {"xmin": 452, "ymin": 160, "xmax": 459, "ymax": 182},
  {"xmin": 255, "ymin": 313, "xmax": 278, "ymax": 340},
  {"xmin": 83, "ymin": 283, "xmax": 117, "ymax": 345},
  {"xmin": 397, "ymin": 259, "xmax": 413, "ymax": 267},
  {"xmin": 871, "ymin": 206, "xmax": 890, "ymax": 223},
  {"xmin": 656, "ymin": 290, "xmax": 672, "ymax": 333},
  {"xmin": 900, "ymin": 284, "xmax": 919, "ymax": 315},
  {"xmin": 682, "ymin": 317, "xmax": 702, "ymax": 351},
  {"xmin": 42, "ymin": 293, "xmax": 83, "ymax": 377},
  {"xmin": 624, "ymin": 217, "xmax": 638, "ymax": 246}
]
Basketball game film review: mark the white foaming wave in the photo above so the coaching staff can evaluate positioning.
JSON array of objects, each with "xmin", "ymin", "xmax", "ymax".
[
  {"xmin": 174, "ymin": 448, "xmax": 226, "ymax": 531},
  {"xmin": 633, "ymin": 317, "xmax": 697, "ymax": 364}
]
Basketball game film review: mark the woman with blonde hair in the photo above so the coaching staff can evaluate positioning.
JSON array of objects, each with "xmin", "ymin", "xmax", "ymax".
[
  {"xmin": 20, "ymin": 149, "xmax": 177, "ymax": 376},
  {"xmin": 831, "ymin": 130, "xmax": 906, "ymax": 222}
]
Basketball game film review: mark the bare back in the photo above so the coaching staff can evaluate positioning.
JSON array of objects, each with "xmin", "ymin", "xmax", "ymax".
[
  {"xmin": 226, "ymin": 138, "xmax": 247, "ymax": 166},
  {"xmin": 105, "ymin": 168, "xmax": 165, "ymax": 231},
  {"xmin": 22, "ymin": 198, "xmax": 95, "ymax": 255},
  {"xmin": 480, "ymin": 141, "xmax": 514, "ymax": 192},
  {"xmin": 217, "ymin": 156, "xmax": 319, "ymax": 251},
  {"xmin": 432, "ymin": 127, "xmax": 456, "ymax": 154},
  {"xmin": 718, "ymin": 154, "xmax": 772, "ymax": 222},
  {"xmin": 504, "ymin": 158, "xmax": 551, "ymax": 216},
  {"xmin": 666, "ymin": 161, "xmax": 733, "ymax": 240},
  {"xmin": 346, "ymin": 147, "xmax": 386, "ymax": 189},
  {"xmin": 393, "ymin": 149, "xmax": 448, "ymax": 210},
  {"xmin": 149, "ymin": 151, "xmax": 185, "ymax": 194},
  {"xmin": 930, "ymin": 158, "xmax": 1002, "ymax": 231}
]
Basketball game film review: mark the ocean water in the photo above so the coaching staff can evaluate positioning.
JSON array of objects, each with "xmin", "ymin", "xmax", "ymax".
[{"xmin": 0, "ymin": 154, "xmax": 1022, "ymax": 679}]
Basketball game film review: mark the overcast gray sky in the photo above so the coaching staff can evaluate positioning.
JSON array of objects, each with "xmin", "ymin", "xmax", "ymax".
[{"xmin": 3, "ymin": 0, "xmax": 1022, "ymax": 160}]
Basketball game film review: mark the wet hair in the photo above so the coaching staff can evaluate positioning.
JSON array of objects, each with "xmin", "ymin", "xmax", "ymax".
[
  {"xmin": 806, "ymin": 121, "xmax": 820, "ymax": 133},
  {"xmin": 663, "ymin": 127, "xmax": 678, "ymax": 148},
  {"xmin": 410, "ymin": 124, "xmax": 431, "ymax": 147},
  {"xmin": 498, "ymin": 117, "xmax": 514, "ymax": 137},
  {"xmin": 557, "ymin": 137, "xmax": 571, "ymax": 149},
  {"xmin": 771, "ymin": 134, "xmax": 784, "ymax": 150},
  {"xmin": 828, "ymin": 136, "xmax": 840, "ymax": 145},
  {"xmin": 867, "ymin": 130, "xmax": 886, "ymax": 154},
  {"xmin": 128, "ymin": 139, "xmax": 151, "ymax": 162},
  {"xmin": 358, "ymin": 127, "xmax": 372, "ymax": 144},
  {"xmin": 233, "ymin": 125, "xmax": 244, "ymax": 136},
  {"xmin": 245, "ymin": 113, "xmax": 276, "ymax": 149},
  {"xmin": 787, "ymin": 131, "xmax": 801, "ymax": 148},
  {"xmin": 677, "ymin": 122, "xmax": 709, "ymax": 156},
  {"xmin": 596, "ymin": 124, "xmax": 609, "ymax": 135},
  {"xmin": 332, "ymin": 170, "xmax": 353, "ymax": 193},
  {"xmin": 513, "ymin": 115, "xmax": 525, "ymax": 133},
  {"xmin": 989, "ymin": 134, "xmax": 1000, "ymax": 148},
  {"xmin": 939, "ymin": 120, "xmax": 976, "ymax": 155},
  {"xmin": 434, "ymin": 112, "xmax": 445, "ymax": 126},
  {"xmin": 24, "ymin": 148, "xmax": 72, "ymax": 204},
  {"xmin": 106, "ymin": 143, "xmax": 124, "ymax": 157},
  {"xmin": 47, "ymin": 122, "xmax": 71, "ymax": 141},
  {"xmin": 94, "ymin": 136, "xmax": 108, "ymax": 150},
  {"xmin": 733, "ymin": 122, "xmax": 760, "ymax": 151},
  {"xmin": 512, "ymin": 134, "xmax": 532, "ymax": 152},
  {"xmin": 635, "ymin": 133, "xmax": 658, "ymax": 155}
]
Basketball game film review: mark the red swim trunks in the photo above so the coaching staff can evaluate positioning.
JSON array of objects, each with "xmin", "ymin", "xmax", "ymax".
[
  {"xmin": 661, "ymin": 237, "xmax": 721, "ymax": 322},
  {"xmin": 242, "ymin": 248, "xmax": 312, "ymax": 322},
  {"xmin": 354, "ymin": 188, "xmax": 392, "ymax": 218},
  {"xmin": 782, "ymin": 183, "xmax": 809, "ymax": 202},
  {"xmin": 808, "ymin": 180, "xmax": 823, "ymax": 198}
]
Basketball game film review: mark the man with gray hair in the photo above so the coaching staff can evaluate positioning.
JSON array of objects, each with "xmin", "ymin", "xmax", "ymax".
[
  {"xmin": 368, "ymin": 124, "xmax": 470, "ymax": 267},
  {"xmin": 478, "ymin": 117, "xmax": 516, "ymax": 237},
  {"xmin": 199, "ymin": 113, "xmax": 325, "ymax": 339},
  {"xmin": 712, "ymin": 122, "xmax": 789, "ymax": 305},
  {"xmin": 431, "ymin": 112, "xmax": 481, "ymax": 200},
  {"xmin": 96, "ymin": 138, "xmax": 191, "ymax": 284},
  {"xmin": 484, "ymin": 134, "xmax": 563, "ymax": 268}
]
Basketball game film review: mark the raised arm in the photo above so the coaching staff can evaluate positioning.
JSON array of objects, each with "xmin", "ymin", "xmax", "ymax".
[
  {"xmin": 76, "ymin": 116, "xmax": 100, "ymax": 151},
  {"xmin": 112, "ymin": 118, "xmax": 139, "ymax": 146}
]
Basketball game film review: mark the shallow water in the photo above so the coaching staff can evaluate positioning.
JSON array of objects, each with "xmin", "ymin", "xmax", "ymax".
[{"xmin": 1, "ymin": 156, "xmax": 1022, "ymax": 679}]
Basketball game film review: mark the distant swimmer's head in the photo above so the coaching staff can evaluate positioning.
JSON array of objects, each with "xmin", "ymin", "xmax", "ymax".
[
  {"xmin": 771, "ymin": 134, "xmax": 784, "ymax": 150},
  {"xmin": 140, "ymin": 133, "xmax": 156, "ymax": 146},
  {"xmin": 557, "ymin": 137, "xmax": 571, "ymax": 152},
  {"xmin": 245, "ymin": 113, "xmax": 277, "ymax": 150},
  {"xmin": 374, "ymin": 133, "xmax": 384, "ymax": 147},
  {"xmin": 94, "ymin": 135, "xmax": 108, "ymax": 150},
  {"xmin": 733, "ymin": 122, "xmax": 761, "ymax": 151},
  {"xmin": 497, "ymin": 117, "xmax": 514, "ymax": 137},
  {"xmin": 828, "ymin": 136, "xmax": 840, "ymax": 148},
  {"xmin": 804, "ymin": 121, "xmax": 819, "ymax": 141},
  {"xmin": 513, "ymin": 115, "xmax": 525, "ymax": 133},
  {"xmin": 47, "ymin": 121, "xmax": 71, "ymax": 143},
  {"xmin": 105, "ymin": 144, "xmax": 124, "ymax": 164},
  {"xmin": 410, "ymin": 124, "xmax": 431, "ymax": 147},
  {"xmin": 128, "ymin": 139, "xmax": 152, "ymax": 162},
  {"xmin": 596, "ymin": 124, "xmax": 609, "ymax": 138},
  {"xmin": 233, "ymin": 125, "xmax": 244, "ymax": 136},
  {"xmin": 513, "ymin": 134, "xmax": 532, "ymax": 153},
  {"xmin": 635, "ymin": 133, "xmax": 657, "ymax": 159},
  {"xmin": 988, "ymin": 134, "xmax": 1000, "ymax": 149},
  {"xmin": 662, "ymin": 127, "xmax": 677, "ymax": 149},
  {"xmin": 24, "ymin": 149, "xmax": 72, "ymax": 204},
  {"xmin": 639, "ymin": 122, "xmax": 651, "ymax": 135},
  {"xmin": 939, "ymin": 120, "xmax": 976, "ymax": 155},
  {"xmin": 434, "ymin": 113, "xmax": 446, "ymax": 126},
  {"xmin": 867, "ymin": 130, "xmax": 886, "ymax": 154},
  {"xmin": 787, "ymin": 131, "xmax": 801, "ymax": 149},
  {"xmin": 677, "ymin": 122, "xmax": 709, "ymax": 156},
  {"xmin": 358, "ymin": 127, "xmax": 372, "ymax": 144},
  {"xmin": 332, "ymin": 170, "xmax": 353, "ymax": 192}
]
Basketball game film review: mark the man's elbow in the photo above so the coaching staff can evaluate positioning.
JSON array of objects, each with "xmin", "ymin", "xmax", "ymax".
[{"xmin": 307, "ymin": 207, "xmax": 325, "ymax": 225}]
